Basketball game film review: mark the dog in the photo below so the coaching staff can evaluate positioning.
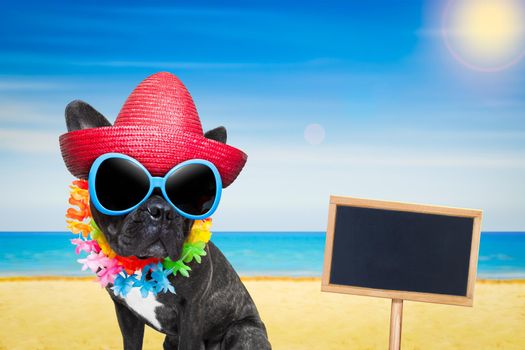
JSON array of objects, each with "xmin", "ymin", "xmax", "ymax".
[{"xmin": 62, "ymin": 97, "xmax": 271, "ymax": 350}]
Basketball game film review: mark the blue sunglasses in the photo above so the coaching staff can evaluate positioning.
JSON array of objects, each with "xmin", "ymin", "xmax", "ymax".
[{"xmin": 88, "ymin": 153, "xmax": 222, "ymax": 220}]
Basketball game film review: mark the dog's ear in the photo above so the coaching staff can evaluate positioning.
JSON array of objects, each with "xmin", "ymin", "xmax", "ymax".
[
  {"xmin": 65, "ymin": 100, "xmax": 112, "ymax": 132},
  {"xmin": 204, "ymin": 126, "xmax": 227, "ymax": 144}
]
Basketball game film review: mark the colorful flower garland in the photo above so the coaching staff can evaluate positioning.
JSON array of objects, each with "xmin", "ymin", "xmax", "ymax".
[{"xmin": 66, "ymin": 180, "xmax": 212, "ymax": 298}]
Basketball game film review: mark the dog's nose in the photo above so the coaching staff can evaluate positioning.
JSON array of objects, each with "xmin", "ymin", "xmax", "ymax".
[
  {"xmin": 146, "ymin": 200, "xmax": 173, "ymax": 220},
  {"xmin": 147, "ymin": 203, "xmax": 162, "ymax": 218}
]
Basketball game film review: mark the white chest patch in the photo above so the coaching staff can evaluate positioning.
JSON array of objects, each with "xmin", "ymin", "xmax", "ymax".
[{"xmin": 123, "ymin": 288, "xmax": 163, "ymax": 331}]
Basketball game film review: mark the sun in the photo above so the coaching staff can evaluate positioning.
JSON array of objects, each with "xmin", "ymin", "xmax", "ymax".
[{"xmin": 442, "ymin": 0, "xmax": 525, "ymax": 71}]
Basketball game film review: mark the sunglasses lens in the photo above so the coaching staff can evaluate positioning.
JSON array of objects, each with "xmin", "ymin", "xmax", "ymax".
[
  {"xmin": 94, "ymin": 157, "xmax": 150, "ymax": 211},
  {"xmin": 165, "ymin": 163, "xmax": 218, "ymax": 216}
]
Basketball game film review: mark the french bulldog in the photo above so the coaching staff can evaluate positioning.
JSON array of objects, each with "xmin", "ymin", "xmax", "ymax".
[{"xmin": 64, "ymin": 100, "xmax": 271, "ymax": 350}]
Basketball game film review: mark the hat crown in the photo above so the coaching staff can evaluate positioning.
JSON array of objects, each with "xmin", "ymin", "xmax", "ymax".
[
  {"xmin": 59, "ymin": 72, "xmax": 247, "ymax": 187},
  {"xmin": 114, "ymin": 72, "xmax": 203, "ymax": 134}
]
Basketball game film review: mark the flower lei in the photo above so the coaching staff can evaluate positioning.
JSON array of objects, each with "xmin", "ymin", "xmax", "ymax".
[{"xmin": 66, "ymin": 179, "xmax": 212, "ymax": 298}]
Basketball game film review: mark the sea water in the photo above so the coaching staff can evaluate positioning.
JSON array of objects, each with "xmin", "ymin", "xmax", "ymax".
[{"xmin": 0, "ymin": 232, "xmax": 523, "ymax": 279}]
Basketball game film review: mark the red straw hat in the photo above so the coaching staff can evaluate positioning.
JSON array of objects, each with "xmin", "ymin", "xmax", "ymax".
[{"xmin": 59, "ymin": 72, "xmax": 247, "ymax": 187}]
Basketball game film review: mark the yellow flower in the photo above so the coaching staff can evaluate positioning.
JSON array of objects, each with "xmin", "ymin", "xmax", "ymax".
[
  {"xmin": 69, "ymin": 186, "xmax": 89, "ymax": 202},
  {"xmin": 187, "ymin": 219, "xmax": 212, "ymax": 244},
  {"xmin": 66, "ymin": 221, "xmax": 92, "ymax": 238},
  {"xmin": 90, "ymin": 222, "xmax": 117, "ymax": 258}
]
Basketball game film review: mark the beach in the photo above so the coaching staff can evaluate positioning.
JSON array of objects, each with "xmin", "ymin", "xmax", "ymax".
[{"xmin": 0, "ymin": 278, "xmax": 524, "ymax": 349}]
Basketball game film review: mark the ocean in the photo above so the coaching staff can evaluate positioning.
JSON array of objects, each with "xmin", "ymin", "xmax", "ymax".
[{"xmin": 0, "ymin": 232, "xmax": 524, "ymax": 279}]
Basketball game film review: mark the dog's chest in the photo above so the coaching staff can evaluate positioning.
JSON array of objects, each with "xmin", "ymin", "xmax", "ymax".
[{"xmin": 122, "ymin": 288, "xmax": 167, "ymax": 331}]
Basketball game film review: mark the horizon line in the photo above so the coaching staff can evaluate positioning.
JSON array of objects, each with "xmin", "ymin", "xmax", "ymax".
[{"xmin": 0, "ymin": 230, "xmax": 524, "ymax": 234}]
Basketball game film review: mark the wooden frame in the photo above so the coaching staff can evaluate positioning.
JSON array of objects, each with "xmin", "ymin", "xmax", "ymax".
[{"xmin": 321, "ymin": 195, "xmax": 483, "ymax": 307}]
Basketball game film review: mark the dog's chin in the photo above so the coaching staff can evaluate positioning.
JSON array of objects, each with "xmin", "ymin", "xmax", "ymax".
[
  {"xmin": 134, "ymin": 240, "xmax": 172, "ymax": 260},
  {"xmin": 113, "ymin": 236, "xmax": 183, "ymax": 261},
  {"xmin": 114, "ymin": 239, "xmax": 182, "ymax": 261}
]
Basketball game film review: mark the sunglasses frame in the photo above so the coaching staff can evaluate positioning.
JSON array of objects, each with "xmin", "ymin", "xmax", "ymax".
[{"xmin": 88, "ymin": 152, "xmax": 222, "ymax": 220}]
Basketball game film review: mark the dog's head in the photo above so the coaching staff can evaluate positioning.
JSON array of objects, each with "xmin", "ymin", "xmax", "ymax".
[{"xmin": 64, "ymin": 100, "xmax": 228, "ymax": 261}]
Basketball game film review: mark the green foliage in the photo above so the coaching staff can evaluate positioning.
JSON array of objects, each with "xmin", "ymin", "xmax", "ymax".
[
  {"xmin": 90, "ymin": 219, "xmax": 101, "ymax": 235},
  {"xmin": 162, "ymin": 241, "xmax": 207, "ymax": 278},
  {"xmin": 182, "ymin": 241, "xmax": 207, "ymax": 264},
  {"xmin": 163, "ymin": 258, "xmax": 191, "ymax": 277}
]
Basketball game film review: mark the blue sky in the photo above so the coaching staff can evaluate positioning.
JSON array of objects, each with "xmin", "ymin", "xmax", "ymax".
[{"xmin": 0, "ymin": 0, "xmax": 524, "ymax": 231}]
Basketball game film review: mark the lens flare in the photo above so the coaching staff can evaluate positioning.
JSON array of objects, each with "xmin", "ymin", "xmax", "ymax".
[{"xmin": 304, "ymin": 124, "xmax": 326, "ymax": 145}]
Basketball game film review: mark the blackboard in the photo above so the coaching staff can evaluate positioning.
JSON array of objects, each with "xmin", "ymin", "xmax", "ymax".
[{"xmin": 322, "ymin": 196, "xmax": 482, "ymax": 306}]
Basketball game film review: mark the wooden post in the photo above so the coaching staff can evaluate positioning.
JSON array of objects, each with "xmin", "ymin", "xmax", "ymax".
[{"xmin": 389, "ymin": 299, "xmax": 403, "ymax": 350}]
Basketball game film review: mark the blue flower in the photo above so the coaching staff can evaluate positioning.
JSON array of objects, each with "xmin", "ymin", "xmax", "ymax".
[
  {"xmin": 111, "ymin": 272, "xmax": 138, "ymax": 297},
  {"xmin": 133, "ymin": 265, "xmax": 158, "ymax": 298},
  {"xmin": 151, "ymin": 263, "xmax": 176, "ymax": 294}
]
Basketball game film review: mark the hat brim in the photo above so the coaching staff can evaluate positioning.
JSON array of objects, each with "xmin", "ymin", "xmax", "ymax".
[{"xmin": 59, "ymin": 125, "xmax": 247, "ymax": 188}]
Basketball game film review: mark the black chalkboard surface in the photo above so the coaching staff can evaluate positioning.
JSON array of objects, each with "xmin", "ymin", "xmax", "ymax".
[{"xmin": 322, "ymin": 196, "xmax": 482, "ymax": 306}]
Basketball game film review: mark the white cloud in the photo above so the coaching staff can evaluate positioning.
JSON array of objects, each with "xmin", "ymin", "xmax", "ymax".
[
  {"xmin": 211, "ymin": 143, "xmax": 525, "ymax": 231},
  {"xmin": 0, "ymin": 102, "xmax": 59, "ymax": 125},
  {"xmin": 244, "ymin": 144, "xmax": 525, "ymax": 168},
  {"xmin": 0, "ymin": 79, "xmax": 64, "ymax": 91},
  {"xmin": 0, "ymin": 129, "xmax": 58, "ymax": 154},
  {"xmin": 72, "ymin": 58, "xmax": 340, "ymax": 70},
  {"xmin": 77, "ymin": 60, "xmax": 264, "ymax": 69}
]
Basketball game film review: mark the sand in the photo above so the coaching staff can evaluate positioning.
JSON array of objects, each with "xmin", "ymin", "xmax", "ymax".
[{"xmin": 0, "ymin": 278, "xmax": 524, "ymax": 349}]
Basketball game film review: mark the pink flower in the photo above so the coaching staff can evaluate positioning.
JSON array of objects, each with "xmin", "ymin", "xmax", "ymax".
[
  {"xmin": 71, "ymin": 238, "xmax": 101, "ymax": 254},
  {"xmin": 85, "ymin": 240, "xmax": 101, "ymax": 253},
  {"xmin": 96, "ymin": 259, "xmax": 123, "ymax": 287},
  {"xmin": 77, "ymin": 251, "xmax": 110, "ymax": 273},
  {"xmin": 71, "ymin": 238, "xmax": 84, "ymax": 254}
]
